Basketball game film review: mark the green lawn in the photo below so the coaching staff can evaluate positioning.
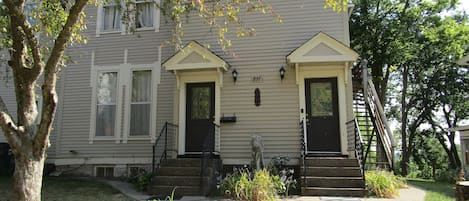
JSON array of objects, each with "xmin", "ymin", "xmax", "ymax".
[
  {"xmin": 407, "ymin": 179, "xmax": 454, "ymax": 201},
  {"xmin": 0, "ymin": 176, "xmax": 135, "ymax": 201}
]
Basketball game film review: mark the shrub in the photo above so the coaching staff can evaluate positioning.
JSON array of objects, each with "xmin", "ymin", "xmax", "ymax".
[
  {"xmin": 128, "ymin": 169, "xmax": 153, "ymax": 191},
  {"xmin": 221, "ymin": 168, "xmax": 282, "ymax": 201},
  {"xmin": 268, "ymin": 156, "xmax": 297, "ymax": 196},
  {"xmin": 365, "ymin": 170, "xmax": 406, "ymax": 198}
]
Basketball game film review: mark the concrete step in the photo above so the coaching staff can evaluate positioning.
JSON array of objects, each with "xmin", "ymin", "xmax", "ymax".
[
  {"xmin": 301, "ymin": 187, "xmax": 365, "ymax": 197},
  {"xmin": 157, "ymin": 167, "xmax": 212, "ymax": 176},
  {"xmin": 151, "ymin": 185, "xmax": 202, "ymax": 197},
  {"xmin": 161, "ymin": 158, "xmax": 220, "ymax": 168},
  {"xmin": 152, "ymin": 176, "xmax": 209, "ymax": 186},
  {"xmin": 303, "ymin": 176, "xmax": 364, "ymax": 188},
  {"xmin": 161, "ymin": 158, "xmax": 203, "ymax": 167},
  {"xmin": 304, "ymin": 158, "xmax": 359, "ymax": 167},
  {"xmin": 301, "ymin": 167, "xmax": 362, "ymax": 177}
]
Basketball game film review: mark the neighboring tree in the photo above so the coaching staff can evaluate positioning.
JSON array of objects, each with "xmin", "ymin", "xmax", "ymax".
[
  {"xmin": 0, "ymin": 1, "xmax": 347, "ymax": 200},
  {"xmin": 351, "ymin": 0, "xmax": 468, "ymax": 176}
]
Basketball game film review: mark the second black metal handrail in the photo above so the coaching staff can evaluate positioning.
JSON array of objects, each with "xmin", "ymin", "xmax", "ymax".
[{"xmin": 152, "ymin": 122, "xmax": 178, "ymax": 175}]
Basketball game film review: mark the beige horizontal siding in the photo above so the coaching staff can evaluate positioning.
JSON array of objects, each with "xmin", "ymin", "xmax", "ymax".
[
  {"xmin": 175, "ymin": 0, "xmax": 349, "ymax": 164},
  {"xmin": 3, "ymin": 0, "xmax": 354, "ymax": 165}
]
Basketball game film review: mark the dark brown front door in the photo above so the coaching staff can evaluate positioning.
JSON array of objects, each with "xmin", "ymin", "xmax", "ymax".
[
  {"xmin": 305, "ymin": 78, "xmax": 340, "ymax": 153},
  {"xmin": 185, "ymin": 82, "xmax": 215, "ymax": 153}
]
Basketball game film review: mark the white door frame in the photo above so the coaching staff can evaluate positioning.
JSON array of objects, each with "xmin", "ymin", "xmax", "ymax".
[
  {"xmin": 297, "ymin": 64, "xmax": 348, "ymax": 155},
  {"xmin": 177, "ymin": 71, "xmax": 221, "ymax": 155}
]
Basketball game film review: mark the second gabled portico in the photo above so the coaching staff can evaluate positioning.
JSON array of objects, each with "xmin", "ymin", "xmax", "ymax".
[
  {"xmin": 163, "ymin": 41, "xmax": 229, "ymax": 156},
  {"xmin": 287, "ymin": 32, "xmax": 359, "ymax": 156}
]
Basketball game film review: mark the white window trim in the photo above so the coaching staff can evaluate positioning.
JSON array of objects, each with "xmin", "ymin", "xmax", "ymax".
[
  {"xmin": 123, "ymin": 65, "xmax": 159, "ymax": 143},
  {"xmin": 96, "ymin": 1, "xmax": 124, "ymax": 36},
  {"xmin": 89, "ymin": 61, "xmax": 161, "ymax": 144},
  {"xmin": 96, "ymin": 0, "xmax": 160, "ymax": 37},
  {"xmin": 89, "ymin": 67, "xmax": 122, "ymax": 144},
  {"xmin": 134, "ymin": 0, "xmax": 160, "ymax": 31}
]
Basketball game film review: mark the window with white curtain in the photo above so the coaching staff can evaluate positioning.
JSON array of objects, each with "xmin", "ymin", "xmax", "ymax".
[
  {"xmin": 89, "ymin": 62, "xmax": 160, "ymax": 143},
  {"xmin": 129, "ymin": 70, "xmax": 151, "ymax": 136},
  {"xmin": 95, "ymin": 72, "xmax": 118, "ymax": 136},
  {"xmin": 135, "ymin": 0, "xmax": 154, "ymax": 29},
  {"xmin": 102, "ymin": 2, "xmax": 122, "ymax": 32}
]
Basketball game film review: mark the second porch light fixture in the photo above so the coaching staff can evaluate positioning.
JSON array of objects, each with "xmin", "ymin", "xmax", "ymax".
[
  {"xmin": 279, "ymin": 66, "xmax": 286, "ymax": 80},
  {"xmin": 232, "ymin": 69, "xmax": 238, "ymax": 82}
]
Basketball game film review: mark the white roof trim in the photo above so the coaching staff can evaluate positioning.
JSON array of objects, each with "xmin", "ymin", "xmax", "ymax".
[
  {"xmin": 287, "ymin": 32, "xmax": 359, "ymax": 64},
  {"xmin": 457, "ymin": 54, "xmax": 469, "ymax": 66},
  {"xmin": 163, "ymin": 41, "xmax": 229, "ymax": 71}
]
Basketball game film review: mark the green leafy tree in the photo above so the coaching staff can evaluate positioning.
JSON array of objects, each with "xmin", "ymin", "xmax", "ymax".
[
  {"xmin": 0, "ymin": 0, "xmax": 347, "ymax": 200},
  {"xmin": 351, "ymin": 0, "xmax": 468, "ymax": 176}
]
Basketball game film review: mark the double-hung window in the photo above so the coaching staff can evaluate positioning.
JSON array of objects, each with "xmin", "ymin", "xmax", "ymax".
[
  {"xmin": 90, "ymin": 61, "xmax": 160, "ymax": 143},
  {"xmin": 95, "ymin": 72, "xmax": 118, "ymax": 137},
  {"xmin": 129, "ymin": 70, "xmax": 151, "ymax": 136},
  {"xmin": 135, "ymin": 0, "xmax": 154, "ymax": 29},
  {"xmin": 97, "ymin": 0, "xmax": 159, "ymax": 35},
  {"xmin": 102, "ymin": 2, "xmax": 122, "ymax": 32}
]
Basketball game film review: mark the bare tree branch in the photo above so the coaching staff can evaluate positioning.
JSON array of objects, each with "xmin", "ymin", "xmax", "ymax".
[
  {"xmin": 3, "ymin": 0, "xmax": 44, "ymax": 80},
  {"xmin": 4, "ymin": 0, "xmax": 27, "ymax": 75},
  {"xmin": 0, "ymin": 96, "xmax": 20, "ymax": 148},
  {"xmin": 34, "ymin": 0, "xmax": 89, "ymax": 157}
]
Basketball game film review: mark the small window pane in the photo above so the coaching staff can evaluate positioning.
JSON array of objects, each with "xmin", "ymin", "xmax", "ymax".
[
  {"xmin": 97, "ymin": 72, "xmax": 118, "ymax": 104},
  {"xmin": 136, "ymin": 2, "xmax": 153, "ymax": 28},
  {"xmin": 191, "ymin": 87, "xmax": 210, "ymax": 120},
  {"xmin": 103, "ymin": 4, "xmax": 121, "ymax": 31},
  {"xmin": 130, "ymin": 104, "xmax": 150, "ymax": 136},
  {"xmin": 96, "ymin": 105, "xmax": 116, "ymax": 136},
  {"xmin": 131, "ymin": 70, "xmax": 151, "ymax": 102},
  {"xmin": 310, "ymin": 82, "xmax": 333, "ymax": 116}
]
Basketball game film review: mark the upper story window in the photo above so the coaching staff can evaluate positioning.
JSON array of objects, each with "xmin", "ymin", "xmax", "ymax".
[
  {"xmin": 24, "ymin": 2, "xmax": 38, "ymax": 25},
  {"xmin": 135, "ymin": 0, "xmax": 154, "ymax": 29},
  {"xmin": 102, "ymin": 2, "xmax": 122, "ymax": 32},
  {"xmin": 96, "ymin": 0, "xmax": 160, "ymax": 36}
]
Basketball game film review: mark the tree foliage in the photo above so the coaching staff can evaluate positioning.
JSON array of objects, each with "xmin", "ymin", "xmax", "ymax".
[{"xmin": 352, "ymin": 0, "xmax": 469, "ymax": 176}]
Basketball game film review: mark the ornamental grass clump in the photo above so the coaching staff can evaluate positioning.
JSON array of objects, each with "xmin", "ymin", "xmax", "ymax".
[
  {"xmin": 221, "ymin": 168, "xmax": 282, "ymax": 201},
  {"xmin": 365, "ymin": 170, "xmax": 406, "ymax": 198}
]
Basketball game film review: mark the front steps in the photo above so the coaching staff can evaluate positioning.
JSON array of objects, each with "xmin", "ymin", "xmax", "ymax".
[
  {"xmin": 301, "ymin": 157, "xmax": 365, "ymax": 197},
  {"xmin": 149, "ymin": 158, "xmax": 220, "ymax": 197}
]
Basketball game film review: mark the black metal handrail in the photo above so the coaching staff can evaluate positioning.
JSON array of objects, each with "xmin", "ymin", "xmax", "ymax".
[
  {"xmin": 200, "ymin": 122, "xmax": 219, "ymax": 195},
  {"xmin": 300, "ymin": 117, "xmax": 307, "ymax": 185},
  {"xmin": 152, "ymin": 122, "xmax": 178, "ymax": 175}
]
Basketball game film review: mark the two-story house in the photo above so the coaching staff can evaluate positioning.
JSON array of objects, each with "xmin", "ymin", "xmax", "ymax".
[{"xmin": 0, "ymin": 0, "xmax": 395, "ymax": 197}]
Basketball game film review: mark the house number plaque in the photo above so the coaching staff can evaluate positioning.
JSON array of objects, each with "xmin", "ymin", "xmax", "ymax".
[{"xmin": 252, "ymin": 74, "xmax": 263, "ymax": 82}]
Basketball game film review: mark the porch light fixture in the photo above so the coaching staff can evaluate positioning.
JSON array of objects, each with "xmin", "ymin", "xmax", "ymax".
[
  {"xmin": 232, "ymin": 69, "xmax": 238, "ymax": 82},
  {"xmin": 279, "ymin": 66, "xmax": 286, "ymax": 80}
]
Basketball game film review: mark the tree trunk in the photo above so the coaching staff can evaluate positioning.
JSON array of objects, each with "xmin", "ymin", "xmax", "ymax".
[
  {"xmin": 12, "ymin": 149, "xmax": 45, "ymax": 201},
  {"xmin": 400, "ymin": 65, "xmax": 409, "ymax": 176}
]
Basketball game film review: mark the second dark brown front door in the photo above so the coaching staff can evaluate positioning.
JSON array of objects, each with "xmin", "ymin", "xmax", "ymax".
[
  {"xmin": 185, "ymin": 82, "xmax": 215, "ymax": 153},
  {"xmin": 305, "ymin": 78, "xmax": 340, "ymax": 153}
]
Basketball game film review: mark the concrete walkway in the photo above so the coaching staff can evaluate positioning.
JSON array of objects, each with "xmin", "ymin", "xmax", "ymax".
[{"xmin": 103, "ymin": 180, "xmax": 426, "ymax": 201}]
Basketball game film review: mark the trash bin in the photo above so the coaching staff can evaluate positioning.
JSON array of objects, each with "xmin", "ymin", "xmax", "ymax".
[{"xmin": 0, "ymin": 143, "xmax": 13, "ymax": 176}]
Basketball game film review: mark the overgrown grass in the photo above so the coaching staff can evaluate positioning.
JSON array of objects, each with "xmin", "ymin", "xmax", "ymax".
[
  {"xmin": 365, "ymin": 170, "xmax": 406, "ymax": 198},
  {"xmin": 0, "ymin": 176, "xmax": 134, "ymax": 201},
  {"xmin": 407, "ymin": 179, "xmax": 454, "ymax": 201}
]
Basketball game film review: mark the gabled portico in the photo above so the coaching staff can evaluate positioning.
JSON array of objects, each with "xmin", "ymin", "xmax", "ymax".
[
  {"xmin": 287, "ymin": 32, "xmax": 359, "ymax": 156},
  {"xmin": 163, "ymin": 41, "xmax": 229, "ymax": 155}
]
